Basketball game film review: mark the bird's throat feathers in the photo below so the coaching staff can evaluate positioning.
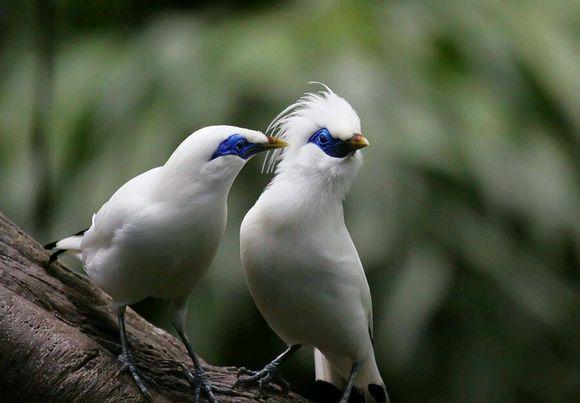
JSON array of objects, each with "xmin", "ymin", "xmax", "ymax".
[{"xmin": 263, "ymin": 158, "xmax": 360, "ymax": 220}]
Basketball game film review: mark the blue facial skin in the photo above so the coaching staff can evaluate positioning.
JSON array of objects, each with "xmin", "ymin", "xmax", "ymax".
[
  {"xmin": 211, "ymin": 134, "xmax": 265, "ymax": 160},
  {"xmin": 308, "ymin": 128, "xmax": 353, "ymax": 158}
]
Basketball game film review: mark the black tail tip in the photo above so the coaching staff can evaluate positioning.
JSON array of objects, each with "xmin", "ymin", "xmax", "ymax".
[
  {"xmin": 313, "ymin": 381, "xmax": 342, "ymax": 402},
  {"xmin": 47, "ymin": 249, "xmax": 65, "ymax": 264},
  {"xmin": 368, "ymin": 384, "xmax": 389, "ymax": 403},
  {"xmin": 44, "ymin": 240, "xmax": 58, "ymax": 250},
  {"xmin": 313, "ymin": 381, "xmax": 365, "ymax": 403}
]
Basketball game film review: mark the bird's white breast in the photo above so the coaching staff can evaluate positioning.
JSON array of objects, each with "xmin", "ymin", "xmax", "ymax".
[{"xmin": 240, "ymin": 183, "xmax": 372, "ymax": 361}]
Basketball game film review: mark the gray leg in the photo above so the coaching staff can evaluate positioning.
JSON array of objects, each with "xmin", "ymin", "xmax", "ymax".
[
  {"xmin": 116, "ymin": 306, "xmax": 152, "ymax": 401},
  {"xmin": 171, "ymin": 298, "xmax": 228, "ymax": 403},
  {"xmin": 339, "ymin": 362, "xmax": 361, "ymax": 403},
  {"xmin": 234, "ymin": 344, "xmax": 301, "ymax": 395},
  {"xmin": 174, "ymin": 327, "xmax": 221, "ymax": 403}
]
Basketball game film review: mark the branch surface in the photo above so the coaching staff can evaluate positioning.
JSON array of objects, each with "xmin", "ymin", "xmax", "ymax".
[{"xmin": 0, "ymin": 212, "xmax": 308, "ymax": 402}]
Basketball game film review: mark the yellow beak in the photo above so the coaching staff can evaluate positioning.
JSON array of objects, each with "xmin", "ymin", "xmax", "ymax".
[
  {"xmin": 264, "ymin": 136, "xmax": 289, "ymax": 149},
  {"xmin": 347, "ymin": 134, "xmax": 370, "ymax": 150}
]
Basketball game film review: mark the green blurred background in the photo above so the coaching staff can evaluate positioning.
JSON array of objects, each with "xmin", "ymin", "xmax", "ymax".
[{"xmin": 0, "ymin": 1, "xmax": 578, "ymax": 402}]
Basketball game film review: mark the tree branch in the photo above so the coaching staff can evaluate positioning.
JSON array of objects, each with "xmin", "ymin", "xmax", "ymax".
[{"xmin": 0, "ymin": 211, "xmax": 308, "ymax": 402}]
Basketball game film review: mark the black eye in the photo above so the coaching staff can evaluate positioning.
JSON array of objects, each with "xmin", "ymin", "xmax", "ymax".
[
  {"xmin": 318, "ymin": 133, "xmax": 328, "ymax": 144},
  {"xmin": 236, "ymin": 140, "xmax": 245, "ymax": 151}
]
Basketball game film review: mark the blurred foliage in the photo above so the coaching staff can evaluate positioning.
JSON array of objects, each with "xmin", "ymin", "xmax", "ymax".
[{"xmin": 0, "ymin": 1, "xmax": 579, "ymax": 402}]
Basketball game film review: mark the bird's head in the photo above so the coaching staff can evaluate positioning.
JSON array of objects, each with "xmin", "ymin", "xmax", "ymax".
[
  {"xmin": 264, "ymin": 85, "xmax": 368, "ymax": 195},
  {"xmin": 204, "ymin": 126, "xmax": 288, "ymax": 174},
  {"xmin": 160, "ymin": 125, "xmax": 287, "ymax": 192}
]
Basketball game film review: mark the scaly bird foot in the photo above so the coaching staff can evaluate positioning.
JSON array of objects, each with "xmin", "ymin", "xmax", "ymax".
[
  {"xmin": 117, "ymin": 353, "xmax": 153, "ymax": 402},
  {"xmin": 234, "ymin": 364, "xmax": 291, "ymax": 397},
  {"xmin": 179, "ymin": 363, "xmax": 234, "ymax": 402}
]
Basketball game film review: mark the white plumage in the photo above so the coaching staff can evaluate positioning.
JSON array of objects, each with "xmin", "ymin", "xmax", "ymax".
[
  {"xmin": 57, "ymin": 126, "xmax": 273, "ymax": 305},
  {"xmin": 239, "ymin": 87, "xmax": 388, "ymax": 402},
  {"xmin": 47, "ymin": 125, "xmax": 287, "ymax": 402}
]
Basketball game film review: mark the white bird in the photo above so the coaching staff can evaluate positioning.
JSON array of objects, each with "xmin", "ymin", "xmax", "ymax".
[
  {"xmin": 237, "ymin": 87, "xmax": 388, "ymax": 402},
  {"xmin": 44, "ymin": 125, "xmax": 288, "ymax": 402}
]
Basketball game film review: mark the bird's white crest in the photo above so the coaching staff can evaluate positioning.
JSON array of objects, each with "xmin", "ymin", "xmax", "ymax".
[{"xmin": 262, "ymin": 83, "xmax": 361, "ymax": 174}]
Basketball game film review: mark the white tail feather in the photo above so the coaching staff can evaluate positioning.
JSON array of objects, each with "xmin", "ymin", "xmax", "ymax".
[
  {"xmin": 314, "ymin": 349, "xmax": 388, "ymax": 403},
  {"xmin": 315, "ymin": 348, "xmax": 345, "ymax": 389},
  {"xmin": 55, "ymin": 235, "xmax": 83, "ymax": 251},
  {"xmin": 357, "ymin": 351, "xmax": 388, "ymax": 403}
]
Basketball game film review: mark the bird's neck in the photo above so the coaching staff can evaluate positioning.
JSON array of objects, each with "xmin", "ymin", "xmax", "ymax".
[
  {"xmin": 263, "ymin": 170, "xmax": 348, "ymax": 217},
  {"xmin": 154, "ymin": 160, "xmax": 240, "ymax": 205},
  {"xmin": 273, "ymin": 161, "xmax": 357, "ymax": 204}
]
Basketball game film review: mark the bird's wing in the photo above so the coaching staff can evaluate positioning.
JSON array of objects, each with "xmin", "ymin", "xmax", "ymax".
[
  {"xmin": 82, "ymin": 167, "xmax": 161, "ymax": 251},
  {"xmin": 341, "ymin": 233, "xmax": 374, "ymax": 341},
  {"xmin": 356, "ymin": 254, "xmax": 374, "ymax": 344},
  {"xmin": 311, "ymin": 222, "xmax": 375, "ymax": 347},
  {"xmin": 358, "ymin": 261, "xmax": 374, "ymax": 344}
]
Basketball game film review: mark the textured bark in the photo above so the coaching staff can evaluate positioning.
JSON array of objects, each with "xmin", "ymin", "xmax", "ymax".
[{"xmin": 0, "ymin": 212, "xmax": 308, "ymax": 402}]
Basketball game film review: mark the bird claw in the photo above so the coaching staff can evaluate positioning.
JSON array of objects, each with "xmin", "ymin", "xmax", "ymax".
[
  {"xmin": 116, "ymin": 360, "xmax": 128, "ymax": 377},
  {"xmin": 237, "ymin": 367, "xmax": 254, "ymax": 376},
  {"xmin": 179, "ymin": 363, "xmax": 224, "ymax": 403},
  {"xmin": 234, "ymin": 364, "xmax": 290, "ymax": 396},
  {"xmin": 212, "ymin": 385, "xmax": 236, "ymax": 396},
  {"xmin": 117, "ymin": 353, "xmax": 153, "ymax": 401}
]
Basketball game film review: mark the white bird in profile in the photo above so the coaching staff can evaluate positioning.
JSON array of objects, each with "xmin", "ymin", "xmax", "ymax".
[
  {"xmin": 45, "ymin": 125, "xmax": 288, "ymax": 402},
  {"xmin": 237, "ymin": 86, "xmax": 388, "ymax": 402}
]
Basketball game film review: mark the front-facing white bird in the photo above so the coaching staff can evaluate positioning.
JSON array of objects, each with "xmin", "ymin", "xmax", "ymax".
[
  {"xmin": 45, "ymin": 125, "xmax": 287, "ymax": 402},
  {"xmin": 237, "ymin": 87, "xmax": 388, "ymax": 402}
]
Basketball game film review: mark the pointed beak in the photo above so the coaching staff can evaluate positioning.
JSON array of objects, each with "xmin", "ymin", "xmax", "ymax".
[
  {"xmin": 264, "ymin": 136, "xmax": 289, "ymax": 150},
  {"xmin": 346, "ymin": 133, "xmax": 369, "ymax": 151}
]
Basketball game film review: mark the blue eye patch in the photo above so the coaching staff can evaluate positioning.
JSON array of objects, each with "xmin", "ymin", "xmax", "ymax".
[
  {"xmin": 211, "ymin": 134, "xmax": 265, "ymax": 160},
  {"xmin": 308, "ymin": 128, "xmax": 353, "ymax": 158}
]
